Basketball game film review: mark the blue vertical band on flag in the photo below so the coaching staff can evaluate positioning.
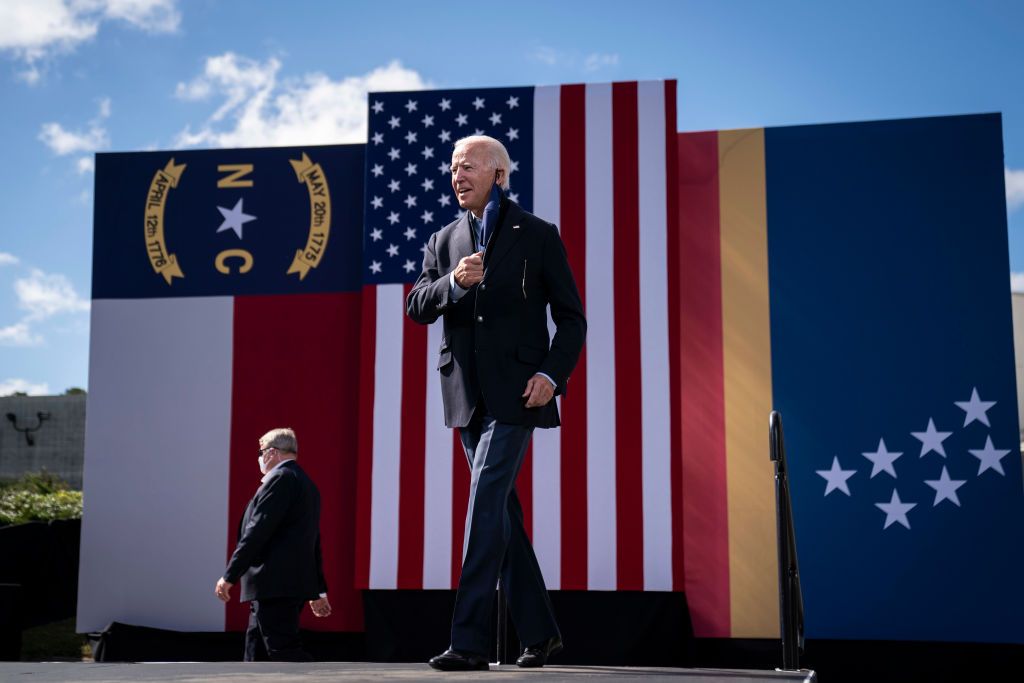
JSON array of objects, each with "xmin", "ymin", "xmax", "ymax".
[
  {"xmin": 766, "ymin": 113, "xmax": 1024, "ymax": 643},
  {"xmin": 92, "ymin": 144, "xmax": 364, "ymax": 299},
  {"xmin": 363, "ymin": 87, "xmax": 533, "ymax": 285}
]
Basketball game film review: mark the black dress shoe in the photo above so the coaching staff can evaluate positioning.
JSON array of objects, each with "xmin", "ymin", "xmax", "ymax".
[
  {"xmin": 516, "ymin": 636, "xmax": 563, "ymax": 667},
  {"xmin": 428, "ymin": 648, "xmax": 489, "ymax": 671}
]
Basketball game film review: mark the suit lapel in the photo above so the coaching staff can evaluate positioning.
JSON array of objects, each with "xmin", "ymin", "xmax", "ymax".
[
  {"xmin": 483, "ymin": 199, "xmax": 525, "ymax": 273},
  {"xmin": 451, "ymin": 212, "xmax": 476, "ymax": 261}
]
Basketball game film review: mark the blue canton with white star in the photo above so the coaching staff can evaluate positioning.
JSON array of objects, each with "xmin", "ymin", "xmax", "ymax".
[{"xmin": 363, "ymin": 87, "xmax": 533, "ymax": 284}]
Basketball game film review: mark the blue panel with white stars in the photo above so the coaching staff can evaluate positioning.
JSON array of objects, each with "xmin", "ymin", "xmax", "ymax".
[{"xmin": 363, "ymin": 87, "xmax": 534, "ymax": 285}]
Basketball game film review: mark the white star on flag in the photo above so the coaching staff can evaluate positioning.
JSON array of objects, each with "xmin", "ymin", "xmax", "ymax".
[
  {"xmin": 372, "ymin": 132, "xmax": 384, "ymax": 145},
  {"xmin": 421, "ymin": 178, "xmax": 434, "ymax": 191},
  {"xmin": 388, "ymin": 147, "xmax": 401, "ymax": 161},
  {"xmin": 954, "ymin": 387, "xmax": 996, "ymax": 427},
  {"xmin": 371, "ymin": 164, "xmax": 384, "ymax": 177},
  {"xmin": 439, "ymin": 194, "xmax": 451, "ymax": 207},
  {"xmin": 489, "ymin": 112, "xmax": 502, "ymax": 125},
  {"xmin": 421, "ymin": 210, "xmax": 434, "ymax": 224},
  {"xmin": 507, "ymin": 128, "xmax": 519, "ymax": 141},
  {"xmin": 968, "ymin": 436, "xmax": 1010, "ymax": 476},
  {"xmin": 405, "ymin": 99, "xmax": 417, "ymax": 112},
  {"xmin": 422, "ymin": 147, "xmax": 434, "ymax": 159},
  {"xmin": 387, "ymin": 211, "xmax": 400, "ymax": 225},
  {"xmin": 422, "ymin": 115, "xmax": 434, "ymax": 127},
  {"xmin": 911, "ymin": 418, "xmax": 952, "ymax": 458},
  {"xmin": 403, "ymin": 195, "xmax": 417, "ymax": 208},
  {"xmin": 369, "ymin": 260, "xmax": 382, "ymax": 274},
  {"xmin": 439, "ymin": 98, "xmax": 451, "ymax": 111},
  {"xmin": 403, "ymin": 259, "xmax": 417, "ymax": 273},
  {"xmin": 405, "ymin": 163, "xmax": 418, "ymax": 176},
  {"xmin": 437, "ymin": 161, "xmax": 449, "ymax": 175},
  {"xmin": 924, "ymin": 466, "xmax": 967, "ymax": 506},
  {"xmin": 386, "ymin": 243, "xmax": 399, "ymax": 257},
  {"xmin": 403, "ymin": 227, "xmax": 417, "ymax": 240},
  {"xmin": 816, "ymin": 456, "xmax": 856, "ymax": 496},
  {"xmin": 862, "ymin": 438, "xmax": 902, "ymax": 479},
  {"xmin": 508, "ymin": 192, "xmax": 519, "ymax": 203},
  {"xmin": 404, "ymin": 131, "xmax": 417, "ymax": 144},
  {"xmin": 369, "ymin": 228, "xmax": 383, "ymax": 241},
  {"xmin": 216, "ymin": 198, "xmax": 256, "ymax": 239},
  {"xmin": 388, "ymin": 116, "xmax": 401, "ymax": 129},
  {"xmin": 388, "ymin": 179, "xmax": 400, "ymax": 193},
  {"xmin": 439, "ymin": 130, "xmax": 451, "ymax": 143},
  {"xmin": 456, "ymin": 113, "xmax": 468, "ymax": 126},
  {"xmin": 472, "ymin": 96, "xmax": 485, "ymax": 110},
  {"xmin": 875, "ymin": 489, "xmax": 916, "ymax": 529},
  {"xmin": 506, "ymin": 95, "xmax": 519, "ymax": 108},
  {"xmin": 372, "ymin": 101, "xmax": 384, "ymax": 114},
  {"xmin": 371, "ymin": 196, "xmax": 383, "ymax": 209},
  {"xmin": 473, "ymin": 128, "xmax": 484, "ymax": 136}
]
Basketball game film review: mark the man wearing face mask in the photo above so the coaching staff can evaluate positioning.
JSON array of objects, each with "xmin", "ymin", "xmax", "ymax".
[
  {"xmin": 408, "ymin": 135, "xmax": 586, "ymax": 670},
  {"xmin": 214, "ymin": 428, "xmax": 330, "ymax": 661}
]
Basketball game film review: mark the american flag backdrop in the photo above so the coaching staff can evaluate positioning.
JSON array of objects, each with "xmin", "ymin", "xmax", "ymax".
[{"xmin": 354, "ymin": 81, "xmax": 683, "ymax": 592}]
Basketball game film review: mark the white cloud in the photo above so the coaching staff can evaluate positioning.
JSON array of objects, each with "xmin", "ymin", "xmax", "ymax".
[
  {"xmin": 0, "ymin": 253, "xmax": 19, "ymax": 266},
  {"xmin": 1007, "ymin": 167, "xmax": 1024, "ymax": 212},
  {"xmin": 0, "ymin": 378, "xmax": 50, "ymax": 395},
  {"xmin": 39, "ymin": 97, "xmax": 110, "ymax": 162},
  {"xmin": 0, "ymin": 322, "xmax": 42, "ymax": 347},
  {"xmin": 583, "ymin": 52, "xmax": 620, "ymax": 72},
  {"xmin": 0, "ymin": 0, "xmax": 179, "ymax": 82},
  {"xmin": 14, "ymin": 268, "xmax": 89, "ymax": 321},
  {"xmin": 174, "ymin": 56, "xmax": 431, "ymax": 148},
  {"xmin": 529, "ymin": 46, "xmax": 560, "ymax": 66},
  {"xmin": 1012, "ymin": 272, "xmax": 1024, "ymax": 293}
]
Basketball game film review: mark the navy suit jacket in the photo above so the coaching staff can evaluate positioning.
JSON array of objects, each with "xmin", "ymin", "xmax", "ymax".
[
  {"xmin": 406, "ymin": 197, "xmax": 586, "ymax": 428},
  {"xmin": 223, "ymin": 460, "xmax": 326, "ymax": 602}
]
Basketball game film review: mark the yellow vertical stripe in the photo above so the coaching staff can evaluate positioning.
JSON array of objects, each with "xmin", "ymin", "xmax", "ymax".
[{"xmin": 718, "ymin": 128, "xmax": 779, "ymax": 638}]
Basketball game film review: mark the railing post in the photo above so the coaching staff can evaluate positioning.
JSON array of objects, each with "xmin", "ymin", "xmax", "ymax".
[{"xmin": 770, "ymin": 410, "xmax": 804, "ymax": 671}]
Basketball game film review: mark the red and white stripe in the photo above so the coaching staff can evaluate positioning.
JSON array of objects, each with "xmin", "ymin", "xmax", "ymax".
[{"xmin": 356, "ymin": 80, "xmax": 682, "ymax": 592}]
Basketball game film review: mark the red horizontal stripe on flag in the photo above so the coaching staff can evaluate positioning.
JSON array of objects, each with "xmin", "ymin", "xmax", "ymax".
[
  {"xmin": 612, "ymin": 81, "xmax": 644, "ymax": 591},
  {"xmin": 397, "ymin": 283, "xmax": 427, "ymax": 589},
  {"xmin": 559, "ymin": 83, "xmax": 588, "ymax": 590},
  {"xmin": 229, "ymin": 293, "xmax": 365, "ymax": 632},
  {"xmin": 678, "ymin": 131, "xmax": 730, "ymax": 636},
  {"xmin": 518, "ymin": 442, "xmax": 533, "ymax": 541},
  {"xmin": 354, "ymin": 285, "xmax": 377, "ymax": 590},
  {"xmin": 452, "ymin": 429, "xmax": 470, "ymax": 587}
]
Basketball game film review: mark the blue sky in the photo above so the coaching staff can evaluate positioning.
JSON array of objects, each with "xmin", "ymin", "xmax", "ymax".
[{"xmin": 1, "ymin": 0, "xmax": 1022, "ymax": 395}]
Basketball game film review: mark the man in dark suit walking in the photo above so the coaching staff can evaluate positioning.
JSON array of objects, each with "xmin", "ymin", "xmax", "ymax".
[
  {"xmin": 408, "ymin": 135, "xmax": 586, "ymax": 671},
  {"xmin": 214, "ymin": 428, "xmax": 331, "ymax": 661}
]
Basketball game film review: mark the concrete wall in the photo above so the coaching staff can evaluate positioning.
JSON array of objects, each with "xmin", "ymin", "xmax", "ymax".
[{"xmin": 0, "ymin": 394, "xmax": 85, "ymax": 488}]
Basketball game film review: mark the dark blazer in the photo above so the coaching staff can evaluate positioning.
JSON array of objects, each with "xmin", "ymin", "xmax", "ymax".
[
  {"xmin": 407, "ymin": 197, "xmax": 586, "ymax": 428},
  {"xmin": 223, "ymin": 460, "xmax": 327, "ymax": 602}
]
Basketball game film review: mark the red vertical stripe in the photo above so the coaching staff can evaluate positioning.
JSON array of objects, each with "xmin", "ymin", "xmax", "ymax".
[
  {"xmin": 559, "ymin": 83, "xmax": 588, "ymax": 590},
  {"xmin": 678, "ymin": 131, "xmax": 730, "ymax": 636},
  {"xmin": 664, "ymin": 81, "xmax": 686, "ymax": 592},
  {"xmin": 227, "ymin": 293, "xmax": 364, "ymax": 632},
  {"xmin": 517, "ymin": 443, "xmax": 533, "ymax": 541},
  {"xmin": 396, "ymin": 283, "xmax": 426, "ymax": 588},
  {"xmin": 612, "ymin": 82, "xmax": 644, "ymax": 591},
  {"xmin": 354, "ymin": 285, "xmax": 376, "ymax": 590},
  {"xmin": 451, "ymin": 429, "xmax": 470, "ymax": 586}
]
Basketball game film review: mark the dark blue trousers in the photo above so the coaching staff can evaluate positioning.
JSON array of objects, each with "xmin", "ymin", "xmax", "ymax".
[{"xmin": 450, "ymin": 413, "xmax": 561, "ymax": 656}]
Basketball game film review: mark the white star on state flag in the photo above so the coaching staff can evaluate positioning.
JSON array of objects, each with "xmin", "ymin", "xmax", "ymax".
[
  {"xmin": 371, "ymin": 164, "xmax": 384, "ymax": 177},
  {"xmin": 815, "ymin": 456, "xmax": 856, "ymax": 496},
  {"xmin": 968, "ymin": 436, "xmax": 1010, "ymax": 476},
  {"xmin": 403, "ymin": 227, "xmax": 417, "ymax": 240},
  {"xmin": 954, "ymin": 387, "xmax": 996, "ymax": 427},
  {"xmin": 372, "ymin": 101, "xmax": 384, "ymax": 114},
  {"xmin": 369, "ymin": 228, "xmax": 383, "ymax": 241},
  {"xmin": 506, "ymin": 95, "xmax": 519, "ymax": 109},
  {"xmin": 422, "ymin": 114, "xmax": 434, "ymax": 128},
  {"xmin": 405, "ymin": 99, "xmax": 418, "ymax": 113},
  {"xmin": 216, "ymin": 198, "xmax": 257, "ymax": 239},
  {"xmin": 875, "ymin": 490, "xmax": 916, "ymax": 529},
  {"xmin": 388, "ymin": 116, "xmax": 401, "ymax": 129},
  {"xmin": 369, "ymin": 260, "xmax": 382, "ymax": 274},
  {"xmin": 403, "ymin": 259, "xmax": 417, "ymax": 273},
  {"xmin": 924, "ymin": 466, "xmax": 966, "ymax": 506},
  {"xmin": 370, "ymin": 196, "xmax": 383, "ymax": 209},
  {"xmin": 489, "ymin": 112, "xmax": 502, "ymax": 125},
  {"xmin": 386, "ymin": 243, "xmax": 399, "ymax": 257},
  {"xmin": 861, "ymin": 438, "xmax": 902, "ymax": 479},
  {"xmin": 403, "ymin": 195, "xmax": 417, "ymax": 208},
  {"xmin": 372, "ymin": 132, "xmax": 384, "ymax": 145},
  {"xmin": 439, "ymin": 98, "xmax": 451, "ymax": 111},
  {"xmin": 910, "ymin": 418, "xmax": 952, "ymax": 458},
  {"xmin": 387, "ymin": 211, "xmax": 400, "ymax": 225},
  {"xmin": 472, "ymin": 96, "xmax": 485, "ymax": 110}
]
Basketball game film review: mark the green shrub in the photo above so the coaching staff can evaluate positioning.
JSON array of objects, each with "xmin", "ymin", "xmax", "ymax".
[{"xmin": 0, "ymin": 489, "xmax": 82, "ymax": 525}]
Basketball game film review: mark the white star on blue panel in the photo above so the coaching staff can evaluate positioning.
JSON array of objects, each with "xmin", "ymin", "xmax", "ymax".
[
  {"xmin": 405, "ymin": 99, "xmax": 418, "ymax": 112},
  {"xmin": 372, "ymin": 100, "xmax": 384, "ymax": 114},
  {"xmin": 472, "ymin": 97, "xmax": 485, "ymax": 110},
  {"xmin": 216, "ymin": 198, "xmax": 256, "ymax": 239},
  {"xmin": 439, "ymin": 98, "xmax": 451, "ymax": 111},
  {"xmin": 388, "ymin": 116, "xmax": 401, "ymax": 129}
]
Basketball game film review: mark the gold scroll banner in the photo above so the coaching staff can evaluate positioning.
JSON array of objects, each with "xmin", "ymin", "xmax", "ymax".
[
  {"xmin": 287, "ymin": 153, "xmax": 331, "ymax": 280},
  {"xmin": 144, "ymin": 159, "xmax": 187, "ymax": 285}
]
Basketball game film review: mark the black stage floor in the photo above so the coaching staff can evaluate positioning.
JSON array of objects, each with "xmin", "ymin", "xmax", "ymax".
[{"xmin": 0, "ymin": 662, "xmax": 816, "ymax": 682}]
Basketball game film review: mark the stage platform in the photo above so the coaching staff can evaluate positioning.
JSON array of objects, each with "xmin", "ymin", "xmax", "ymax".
[{"xmin": 0, "ymin": 662, "xmax": 815, "ymax": 682}]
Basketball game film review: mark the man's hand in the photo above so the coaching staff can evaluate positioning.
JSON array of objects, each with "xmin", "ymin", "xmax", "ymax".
[
  {"xmin": 309, "ymin": 596, "xmax": 332, "ymax": 618},
  {"xmin": 453, "ymin": 251, "xmax": 484, "ymax": 289},
  {"xmin": 214, "ymin": 578, "xmax": 233, "ymax": 603},
  {"xmin": 522, "ymin": 374, "xmax": 555, "ymax": 408}
]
